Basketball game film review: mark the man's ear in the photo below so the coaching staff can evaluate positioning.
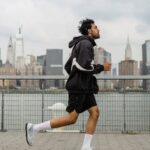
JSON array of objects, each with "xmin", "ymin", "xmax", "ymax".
[{"xmin": 88, "ymin": 29, "xmax": 92, "ymax": 35}]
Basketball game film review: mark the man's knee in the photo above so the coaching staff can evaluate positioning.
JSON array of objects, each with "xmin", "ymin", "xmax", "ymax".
[
  {"xmin": 89, "ymin": 107, "xmax": 100, "ymax": 120},
  {"xmin": 67, "ymin": 116, "xmax": 77, "ymax": 124},
  {"xmin": 67, "ymin": 112, "xmax": 78, "ymax": 124}
]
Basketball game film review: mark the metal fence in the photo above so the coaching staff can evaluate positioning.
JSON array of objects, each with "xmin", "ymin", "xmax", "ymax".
[{"xmin": 0, "ymin": 75, "xmax": 150, "ymax": 133}]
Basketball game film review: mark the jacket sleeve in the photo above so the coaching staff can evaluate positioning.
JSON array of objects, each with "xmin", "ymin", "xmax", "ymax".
[
  {"xmin": 64, "ymin": 55, "xmax": 72, "ymax": 75},
  {"xmin": 74, "ymin": 40, "xmax": 104, "ymax": 74},
  {"xmin": 93, "ymin": 64, "xmax": 104, "ymax": 74}
]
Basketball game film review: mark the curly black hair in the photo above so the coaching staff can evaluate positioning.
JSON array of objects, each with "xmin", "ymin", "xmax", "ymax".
[{"xmin": 78, "ymin": 18, "xmax": 94, "ymax": 35}]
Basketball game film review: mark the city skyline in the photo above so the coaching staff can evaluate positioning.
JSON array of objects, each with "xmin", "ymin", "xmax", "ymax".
[
  {"xmin": 0, "ymin": 0, "xmax": 149, "ymax": 65},
  {"xmin": 0, "ymin": 28, "xmax": 148, "ymax": 66}
]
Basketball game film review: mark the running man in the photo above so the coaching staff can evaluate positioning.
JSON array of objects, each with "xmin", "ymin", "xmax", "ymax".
[{"xmin": 25, "ymin": 18, "xmax": 111, "ymax": 150}]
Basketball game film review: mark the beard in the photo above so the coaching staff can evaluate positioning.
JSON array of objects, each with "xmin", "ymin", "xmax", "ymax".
[{"xmin": 94, "ymin": 34, "xmax": 100, "ymax": 39}]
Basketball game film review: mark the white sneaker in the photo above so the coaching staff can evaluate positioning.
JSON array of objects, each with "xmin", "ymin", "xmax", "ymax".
[
  {"xmin": 81, "ymin": 146, "xmax": 93, "ymax": 150},
  {"xmin": 25, "ymin": 123, "xmax": 37, "ymax": 146}
]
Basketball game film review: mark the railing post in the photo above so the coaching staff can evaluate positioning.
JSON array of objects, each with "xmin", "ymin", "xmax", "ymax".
[
  {"xmin": 41, "ymin": 80, "xmax": 44, "ymax": 123},
  {"xmin": 0, "ymin": 79, "xmax": 7, "ymax": 132},
  {"xmin": 122, "ymin": 79, "xmax": 127, "ymax": 133},
  {"xmin": 80, "ymin": 114, "xmax": 85, "ymax": 133}
]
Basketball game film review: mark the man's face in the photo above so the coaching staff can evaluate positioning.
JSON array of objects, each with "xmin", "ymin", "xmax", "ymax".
[{"xmin": 88, "ymin": 23, "xmax": 100, "ymax": 39}]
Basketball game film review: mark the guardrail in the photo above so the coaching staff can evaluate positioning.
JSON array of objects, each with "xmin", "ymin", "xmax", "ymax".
[{"xmin": 0, "ymin": 75, "xmax": 150, "ymax": 133}]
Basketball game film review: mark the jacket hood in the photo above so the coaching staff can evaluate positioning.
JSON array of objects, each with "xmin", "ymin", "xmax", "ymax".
[{"xmin": 68, "ymin": 35, "xmax": 96, "ymax": 48}]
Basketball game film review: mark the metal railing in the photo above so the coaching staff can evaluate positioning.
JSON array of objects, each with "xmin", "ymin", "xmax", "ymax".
[{"xmin": 0, "ymin": 75, "xmax": 150, "ymax": 133}]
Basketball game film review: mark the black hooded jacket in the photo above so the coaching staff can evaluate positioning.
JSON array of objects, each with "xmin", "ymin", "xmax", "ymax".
[{"xmin": 65, "ymin": 35, "xmax": 104, "ymax": 94}]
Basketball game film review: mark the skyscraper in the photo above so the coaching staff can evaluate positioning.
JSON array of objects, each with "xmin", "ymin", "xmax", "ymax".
[
  {"xmin": 15, "ymin": 26, "xmax": 24, "ymax": 58},
  {"xmin": 125, "ymin": 35, "xmax": 132, "ymax": 60},
  {"xmin": 15, "ymin": 26, "xmax": 25, "ymax": 70},
  {"xmin": 118, "ymin": 36, "xmax": 139, "ymax": 89},
  {"xmin": 45, "ymin": 49, "xmax": 64, "ymax": 88},
  {"xmin": 0, "ymin": 64, "xmax": 16, "ymax": 88},
  {"xmin": 0, "ymin": 48, "xmax": 1, "ymax": 60},
  {"xmin": 119, "ymin": 60, "xmax": 138, "ymax": 88},
  {"xmin": 6, "ymin": 36, "xmax": 15, "ymax": 66},
  {"xmin": 0, "ymin": 48, "xmax": 2, "ymax": 66},
  {"xmin": 142, "ymin": 40, "xmax": 150, "ymax": 89},
  {"xmin": 94, "ymin": 47, "xmax": 112, "ymax": 90}
]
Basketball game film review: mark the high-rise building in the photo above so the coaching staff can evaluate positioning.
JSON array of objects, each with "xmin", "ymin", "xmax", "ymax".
[
  {"xmin": 37, "ymin": 55, "xmax": 46, "ymax": 66},
  {"xmin": 6, "ymin": 36, "xmax": 15, "ymax": 66},
  {"xmin": 119, "ymin": 60, "xmax": 138, "ymax": 88},
  {"xmin": 0, "ymin": 48, "xmax": 2, "ymax": 67},
  {"xmin": 142, "ymin": 40, "xmax": 150, "ymax": 89},
  {"xmin": 25, "ymin": 55, "xmax": 36, "ymax": 66},
  {"xmin": 15, "ymin": 26, "xmax": 25, "ymax": 69},
  {"xmin": 19, "ymin": 55, "xmax": 43, "ymax": 89},
  {"xmin": 45, "ymin": 49, "xmax": 64, "ymax": 88},
  {"xmin": 125, "ymin": 35, "xmax": 132, "ymax": 60},
  {"xmin": 0, "ymin": 64, "xmax": 16, "ymax": 88},
  {"xmin": 15, "ymin": 26, "xmax": 24, "ymax": 58},
  {"xmin": 139, "ymin": 61, "xmax": 143, "ymax": 75},
  {"xmin": 94, "ymin": 47, "xmax": 112, "ymax": 90},
  {"xmin": 111, "ymin": 64, "xmax": 118, "ymax": 76},
  {"xmin": 20, "ymin": 63, "xmax": 43, "ymax": 89},
  {"xmin": 111, "ymin": 64, "xmax": 118, "ymax": 89},
  {"xmin": 37, "ymin": 49, "xmax": 64, "ymax": 88},
  {"xmin": 15, "ymin": 56, "xmax": 25, "ymax": 71},
  {"xmin": 37, "ymin": 55, "xmax": 46, "ymax": 75},
  {"xmin": 0, "ymin": 47, "xmax": 1, "ymax": 60},
  {"xmin": 118, "ymin": 36, "xmax": 139, "ymax": 89}
]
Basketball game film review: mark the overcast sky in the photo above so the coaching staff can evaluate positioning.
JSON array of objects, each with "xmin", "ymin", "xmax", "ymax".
[{"xmin": 0, "ymin": 0, "xmax": 150, "ymax": 65}]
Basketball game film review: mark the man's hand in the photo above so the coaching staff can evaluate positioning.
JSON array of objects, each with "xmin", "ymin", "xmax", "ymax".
[{"xmin": 103, "ymin": 63, "xmax": 111, "ymax": 71}]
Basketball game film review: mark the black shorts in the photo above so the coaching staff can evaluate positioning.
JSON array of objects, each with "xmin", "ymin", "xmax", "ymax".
[{"xmin": 66, "ymin": 93, "xmax": 97, "ymax": 113}]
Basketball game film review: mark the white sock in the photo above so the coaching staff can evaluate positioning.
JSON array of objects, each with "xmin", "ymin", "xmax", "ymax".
[
  {"xmin": 82, "ymin": 134, "xmax": 93, "ymax": 148},
  {"xmin": 33, "ymin": 121, "xmax": 51, "ymax": 132}
]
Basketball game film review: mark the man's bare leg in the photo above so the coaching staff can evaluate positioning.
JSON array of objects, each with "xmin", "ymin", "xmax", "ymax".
[
  {"xmin": 86, "ymin": 106, "xmax": 100, "ymax": 134},
  {"xmin": 81, "ymin": 106, "xmax": 100, "ymax": 149},
  {"xmin": 50, "ymin": 111, "xmax": 79, "ymax": 128},
  {"xmin": 25, "ymin": 111, "xmax": 79, "ymax": 146},
  {"xmin": 32, "ymin": 111, "xmax": 79, "ymax": 132}
]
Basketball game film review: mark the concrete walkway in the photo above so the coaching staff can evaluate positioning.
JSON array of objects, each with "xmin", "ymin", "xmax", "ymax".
[{"xmin": 0, "ymin": 132, "xmax": 149, "ymax": 150}]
